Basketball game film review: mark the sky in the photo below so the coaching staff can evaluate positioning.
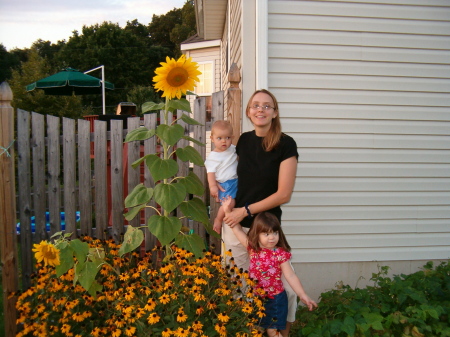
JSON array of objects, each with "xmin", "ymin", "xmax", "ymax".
[{"xmin": 0, "ymin": 0, "xmax": 187, "ymax": 51}]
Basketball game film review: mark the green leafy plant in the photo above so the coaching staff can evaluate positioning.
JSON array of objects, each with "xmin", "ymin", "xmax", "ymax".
[
  {"xmin": 121, "ymin": 54, "xmax": 219, "ymax": 260},
  {"xmin": 292, "ymin": 261, "xmax": 450, "ymax": 337}
]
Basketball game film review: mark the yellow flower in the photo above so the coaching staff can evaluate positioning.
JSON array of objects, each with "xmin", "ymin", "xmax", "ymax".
[
  {"xmin": 112, "ymin": 328, "xmax": 122, "ymax": 337},
  {"xmin": 153, "ymin": 55, "xmax": 201, "ymax": 100},
  {"xmin": 177, "ymin": 308, "xmax": 188, "ymax": 323},
  {"xmin": 217, "ymin": 312, "xmax": 230, "ymax": 323},
  {"xmin": 124, "ymin": 326, "xmax": 136, "ymax": 336},
  {"xmin": 147, "ymin": 312, "xmax": 160, "ymax": 325},
  {"xmin": 32, "ymin": 241, "xmax": 60, "ymax": 267},
  {"xmin": 159, "ymin": 293, "xmax": 170, "ymax": 304}
]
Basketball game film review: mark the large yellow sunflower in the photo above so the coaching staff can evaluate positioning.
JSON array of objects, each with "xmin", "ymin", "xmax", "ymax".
[
  {"xmin": 32, "ymin": 240, "xmax": 60, "ymax": 267},
  {"xmin": 153, "ymin": 55, "xmax": 202, "ymax": 100}
]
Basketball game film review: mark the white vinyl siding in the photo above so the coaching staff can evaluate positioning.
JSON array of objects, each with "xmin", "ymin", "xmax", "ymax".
[{"xmin": 267, "ymin": 0, "xmax": 450, "ymax": 263}]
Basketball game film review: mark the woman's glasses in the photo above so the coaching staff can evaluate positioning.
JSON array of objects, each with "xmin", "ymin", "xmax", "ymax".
[{"xmin": 250, "ymin": 104, "xmax": 274, "ymax": 111}]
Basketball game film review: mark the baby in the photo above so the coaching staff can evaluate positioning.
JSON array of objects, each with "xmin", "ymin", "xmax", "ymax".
[{"xmin": 205, "ymin": 120, "xmax": 238, "ymax": 233}]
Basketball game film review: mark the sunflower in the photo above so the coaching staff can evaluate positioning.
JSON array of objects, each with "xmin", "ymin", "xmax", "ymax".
[
  {"xmin": 153, "ymin": 55, "xmax": 201, "ymax": 100},
  {"xmin": 32, "ymin": 241, "xmax": 60, "ymax": 267}
]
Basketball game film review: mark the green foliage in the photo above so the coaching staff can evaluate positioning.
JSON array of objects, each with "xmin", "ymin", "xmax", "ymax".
[
  {"xmin": 51, "ymin": 232, "xmax": 106, "ymax": 297},
  {"xmin": 9, "ymin": 49, "xmax": 90, "ymax": 118},
  {"xmin": 292, "ymin": 261, "xmax": 450, "ymax": 337},
  {"xmin": 123, "ymin": 98, "xmax": 219, "ymax": 258},
  {"xmin": 4, "ymin": 1, "xmax": 195, "ymax": 115}
]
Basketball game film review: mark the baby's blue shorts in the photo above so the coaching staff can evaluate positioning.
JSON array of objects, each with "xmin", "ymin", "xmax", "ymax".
[{"xmin": 218, "ymin": 178, "xmax": 238, "ymax": 201}]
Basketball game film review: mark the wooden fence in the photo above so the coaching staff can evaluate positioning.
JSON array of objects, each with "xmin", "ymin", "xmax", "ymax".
[{"xmin": 1, "ymin": 64, "xmax": 242, "ymax": 337}]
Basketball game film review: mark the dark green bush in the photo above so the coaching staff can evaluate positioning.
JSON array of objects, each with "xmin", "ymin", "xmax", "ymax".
[{"xmin": 293, "ymin": 261, "xmax": 450, "ymax": 337}]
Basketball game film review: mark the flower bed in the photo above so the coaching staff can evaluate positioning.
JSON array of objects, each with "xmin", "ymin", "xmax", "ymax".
[{"xmin": 16, "ymin": 236, "xmax": 265, "ymax": 337}]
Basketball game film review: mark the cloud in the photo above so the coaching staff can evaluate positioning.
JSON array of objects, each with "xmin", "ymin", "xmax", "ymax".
[{"xmin": 0, "ymin": 0, "xmax": 187, "ymax": 50}]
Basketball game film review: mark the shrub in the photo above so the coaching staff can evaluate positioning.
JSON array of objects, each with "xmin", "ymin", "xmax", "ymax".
[{"xmin": 292, "ymin": 261, "xmax": 450, "ymax": 337}]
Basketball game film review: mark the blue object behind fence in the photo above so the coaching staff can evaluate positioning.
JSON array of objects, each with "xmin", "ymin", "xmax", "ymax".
[{"xmin": 16, "ymin": 211, "xmax": 80, "ymax": 234}]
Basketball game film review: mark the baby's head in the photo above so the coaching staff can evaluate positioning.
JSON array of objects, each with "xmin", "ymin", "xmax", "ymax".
[{"xmin": 210, "ymin": 120, "xmax": 234, "ymax": 152}]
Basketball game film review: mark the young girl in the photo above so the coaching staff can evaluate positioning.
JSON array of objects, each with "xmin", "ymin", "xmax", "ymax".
[{"xmin": 223, "ymin": 197, "xmax": 317, "ymax": 337}]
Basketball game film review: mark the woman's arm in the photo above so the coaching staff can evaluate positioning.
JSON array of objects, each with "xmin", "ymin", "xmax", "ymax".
[
  {"xmin": 223, "ymin": 156, "xmax": 297, "ymax": 226},
  {"xmin": 281, "ymin": 261, "xmax": 317, "ymax": 311}
]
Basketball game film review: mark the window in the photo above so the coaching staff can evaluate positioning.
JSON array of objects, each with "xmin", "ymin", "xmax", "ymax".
[{"xmin": 195, "ymin": 62, "xmax": 214, "ymax": 95}]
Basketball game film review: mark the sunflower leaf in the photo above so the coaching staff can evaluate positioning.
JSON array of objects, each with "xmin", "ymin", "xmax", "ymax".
[
  {"xmin": 154, "ymin": 182, "xmax": 186, "ymax": 213},
  {"xmin": 119, "ymin": 225, "xmax": 145, "ymax": 257},
  {"xmin": 145, "ymin": 154, "xmax": 179, "ymax": 181},
  {"xmin": 178, "ymin": 172, "xmax": 204, "ymax": 196},
  {"xmin": 142, "ymin": 101, "xmax": 165, "ymax": 113},
  {"xmin": 148, "ymin": 215, "xmax": 182, "ymax": 246},
  {"xmin": 125, "ymin": 127, "xmax": 156, "ymax": 142},
  {"xmin": 180, "ymin": 113, "xmax": 203, "ymax": 125},
  {"xmin": 179, "ymin": 197, "xmax": 210, "ymax": 225},
  {"xmin": 181, "ymin": 135, "xmax": 205, "ymax": 147},
  {"xmin": 124, "ymin": 183, "xmax": 153, "ymax": 208},
  {"xmin": 167, "ymin": 98, "xmax": 191, "ymax": 113},
  {"xmin": 175, "ymin": 233, "xmax": 205, "ymax": 257},
  {"xmin": 56, "ymin": 245, "xmax": 74, "ymax": 277},
  {"xmin": 156, "ymin": 124, "xmax": 184, "ymax": 146},
  {"xmin": 175, "ymin": 146, "xmax": 205, "ymax": 166}
]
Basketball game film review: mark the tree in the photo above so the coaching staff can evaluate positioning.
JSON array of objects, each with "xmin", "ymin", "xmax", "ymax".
[
  {"xmin": 170, "ymin": 1, "xmax": 197, "ymax": 56},
  {"xmin": 126, "ymin": 85, "xmax": 161, "ymax": 116},
  {"xmin": 9, "ymin": 49, "xmax": 89, "ymax": 119},
  {"xmin": 57, "ymin": 21, "xmax": 171, "ymax": 113},
  {"xmin": 0, "ymin": 43, "xmax": 22, "ymax": 83}
]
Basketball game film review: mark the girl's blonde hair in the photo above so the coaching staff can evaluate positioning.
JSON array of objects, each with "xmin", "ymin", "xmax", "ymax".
[
  {"xmin": 247, "ymin": 212, "xmax": 291, "ymax": 253},
  {"xmin": 245, "ymin": 89, "xmax": 282, "ymax": 152}
]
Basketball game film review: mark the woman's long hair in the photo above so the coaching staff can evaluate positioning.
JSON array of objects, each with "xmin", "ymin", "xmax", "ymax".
[
  {"xmin": 247, "ymin": 212, "xmax": 291, "ymax": 253},
  {"xmin": 245, "ymin": 89, "xmax": 282, "ymax": 151}
]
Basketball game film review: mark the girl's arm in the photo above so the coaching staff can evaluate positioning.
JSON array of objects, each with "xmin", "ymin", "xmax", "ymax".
[
  {"xmin": 280, "ymin": 261, "xmax": 318, "ymax": 311},
  {"xmin": 224, "ymin": 156, "xmax": 297, "ymax": 226},
  {"xmin": 230, "ymin": 224, "xmax": 248, "ymax": 248}
]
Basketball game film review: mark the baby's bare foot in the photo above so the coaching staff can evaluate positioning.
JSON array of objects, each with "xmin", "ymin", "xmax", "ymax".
[{"xmin": 221, "ymin": 196, "xmax": 233, "ymax": 213}]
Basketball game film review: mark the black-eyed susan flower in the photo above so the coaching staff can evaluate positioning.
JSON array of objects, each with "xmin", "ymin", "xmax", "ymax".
[
  {"xmin": 147, "ymin": 312, "xmax": 160, "ymax": 325},
  {"xmin": 153, "ymin": 55, "xmax": 201, "ymax": 100},
  {"xmin": 217, "ymin": 312, "xmax": 230, "ymax": 323},
  {"xmin": 32, "ymin": 241, "xmax": 60, "ymax": 267}
]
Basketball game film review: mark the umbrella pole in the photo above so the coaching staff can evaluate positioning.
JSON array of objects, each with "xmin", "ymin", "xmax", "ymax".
[{"xmin": 84, "ymin": 65, "xmax": 106, "ymax": 115}]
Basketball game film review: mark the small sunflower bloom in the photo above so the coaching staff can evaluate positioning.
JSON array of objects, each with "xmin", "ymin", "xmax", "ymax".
[{"xmin": 32, "ymin": 241, "xmax": 60, "ymax": 267}]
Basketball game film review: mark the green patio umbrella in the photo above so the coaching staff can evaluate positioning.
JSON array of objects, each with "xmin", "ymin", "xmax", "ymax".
[
  {"xmin": 26, "ymin": 67, "xmax": 114, "ymax": 95},
  {"xmin": 26, "ymin": 66, "xmax": 114, "ymax": 114}
]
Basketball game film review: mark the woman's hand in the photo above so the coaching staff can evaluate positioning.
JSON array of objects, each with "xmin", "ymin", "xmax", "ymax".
[{"xmin": 223, "ymin": 207, "xmax": 246, "ymax": 227}]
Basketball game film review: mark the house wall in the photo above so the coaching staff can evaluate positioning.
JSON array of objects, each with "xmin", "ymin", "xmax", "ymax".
[{"xmin": 263, "ymin": 0, "xmax": 450, "ymax": 300}]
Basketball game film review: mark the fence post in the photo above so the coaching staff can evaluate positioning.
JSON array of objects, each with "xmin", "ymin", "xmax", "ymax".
[
  {"xmin": 227, "ymin": 63, "xmax": 241, "ymax": 144},
  {"xmin": 0, "ymin": 81, "xmax": 18, "ymax": 337}
]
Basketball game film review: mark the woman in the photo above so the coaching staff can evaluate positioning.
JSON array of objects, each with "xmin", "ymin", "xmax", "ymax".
[{"xmin": 223, "ymin": 89, "xmax": 299, "ymax": 335}]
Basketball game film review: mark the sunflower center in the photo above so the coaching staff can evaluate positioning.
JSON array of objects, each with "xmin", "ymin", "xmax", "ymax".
[
  {"xmin": 43, "ymin": 245, "xmax": 58, "ymax": 260},
  {"xmin": 166, "ymin": 67, "xmax": 189, "ymax": 87}
]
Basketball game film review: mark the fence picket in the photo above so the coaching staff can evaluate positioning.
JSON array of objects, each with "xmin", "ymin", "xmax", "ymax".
[
  {"xmin": 144, "ymin": 113, "xmax": 157, "ymax": 251},
  {"xmin": 63, "ymin": 117, "xmax": 77, "ymax": 235},
  {"xmin": 94, "ymin": 120, "xmax": 107, "ymax": 239},
  {"xmin": 77, "ymin": 119, "xmax": 92, "ymax": 236},
  {"xmin": 127, "ymin": 117, "xmax": 141, "ymax": 228},
  {"xmin": 17, "ymin": 109, "xmax": 32, "ymax": 289},
  {"xmin": 193, "ymin": 97, "xmax": 207, "ymax": 238},
  {"xmin": 32, "ymin": 112, "xmax": 47, "ymax": 241},
  {"xmin": 111, "ymin": 119, "xmax": 124, "ymax": 242},
  {"xmin": 47, "ymin": 115, "xmax": 61, "ymax": 235}
]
